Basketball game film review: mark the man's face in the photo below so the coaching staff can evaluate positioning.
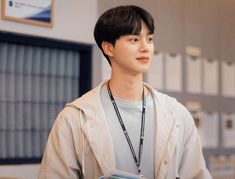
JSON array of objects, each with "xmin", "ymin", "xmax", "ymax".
[{"xmin": 109, "ymin": 21, "xmax": 154, "ymax": 76}]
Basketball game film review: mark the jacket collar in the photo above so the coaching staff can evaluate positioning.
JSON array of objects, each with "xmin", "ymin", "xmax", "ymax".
[
  {"xmin": 69, "ymin": 81, "xmax": 177, "ymax": 176},
  {"xmin": 143, "ymin": 83, "xmax": 179, "ymax": 177},
  {"xmin": 68, "ymin": 81, "xmax": 116, "ymax": 175}
]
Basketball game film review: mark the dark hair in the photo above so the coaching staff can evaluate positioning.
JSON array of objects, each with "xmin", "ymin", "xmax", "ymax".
[{"xmin": 94, "ymin": 5, "xmax": 155, "ymax": 65}]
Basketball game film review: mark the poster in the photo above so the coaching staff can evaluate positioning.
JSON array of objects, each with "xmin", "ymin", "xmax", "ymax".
[
  {"xmin": 147, "ymin": 52, "xmax": 164, "ymax": 90},
  {"xmin": 222, "ymin": 113, "xmax": 235, "ymax": 148},
  {"xmin": 1, "ymin": 0, "xmax": 54, "ymax": 27},
  {"xmin": 202, "ymin": 58, "xmax": 218, "ymax": 95},
  {"xmin": 165, "ymin": 53, "xmax": 182, "ymax": 92},
  {"xmin": 221, "ymin": 61, "xmax": 235, "ymax": 97},
  {"xmin": 186, "ymin": 55, "xmax": 202, "ymax": 94}
]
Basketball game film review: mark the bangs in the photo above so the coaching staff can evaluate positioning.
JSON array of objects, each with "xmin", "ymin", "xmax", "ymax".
[
  {"xmin": 94, "ymin": 5, "xmax": 154, "ymax": 48},
  {"xmin": 112, "ymin": 7, "xmax": 154, "ymax": 37}
]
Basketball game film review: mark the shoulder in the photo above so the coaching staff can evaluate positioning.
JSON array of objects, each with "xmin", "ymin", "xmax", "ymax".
[
  {"xmin": 153, "ymin": 91, "xmax": 197, "ymax": 143},
  {"xmin": 151, "ymin": 89, "xmax": 194, "ymax": 126},
  {"xmin": 54, "ymin": 82, "xmax": 105, "ymax": 126},
  {"xmin": 49, "ymin": 107, "xmax": 82, "ymax": 136},
  {"xmin": 151, "ymin": 89, "xmax": 183, "ymax": 112}
]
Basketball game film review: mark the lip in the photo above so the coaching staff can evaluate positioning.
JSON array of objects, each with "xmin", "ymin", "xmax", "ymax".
[{"xmin": 136, "ymin": 56, "xmax": 150, "ymax": 62}]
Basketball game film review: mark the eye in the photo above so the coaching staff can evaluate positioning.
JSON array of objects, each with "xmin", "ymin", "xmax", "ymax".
[
  {"xmin": 147, "ymin": 36, "xmax": 154, "ymax": 43},
  {"xmin": 128, "ymin": 38, "xmax": 139, "ymax": 44}
]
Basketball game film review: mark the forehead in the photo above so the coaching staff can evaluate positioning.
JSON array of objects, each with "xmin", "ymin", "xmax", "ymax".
[
  {"xmin": 140, "ymin": 21, "xmax": 151, "ymax": 34},
  {"xmin": 126, "ymin": 22, "xmax": 152, "ymax": 36}
]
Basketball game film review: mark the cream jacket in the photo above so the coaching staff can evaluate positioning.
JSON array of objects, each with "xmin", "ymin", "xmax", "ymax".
[{"xmin": 38, "ymin": 81, "xmax": 212, "ymax": 179}]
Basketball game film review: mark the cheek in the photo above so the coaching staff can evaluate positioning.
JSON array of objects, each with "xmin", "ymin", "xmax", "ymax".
[
  {"xmin": 150, "ymin": 44, "xmax": 155, "ymax": 52},
  {"xmin": 116, "ymin": 45, "xmax": 136, "ymax": 57}
]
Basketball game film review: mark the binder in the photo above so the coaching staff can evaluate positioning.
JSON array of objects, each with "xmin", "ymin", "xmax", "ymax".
[
  {"xmin": 24, "ymin": 130, "xmax": 32, "ymax": 158},
  {"xmin": 73, "ymin": 53, "xmax": 80, "ymax": 78},
  {"xmin": 32, "ymin": 75, "xmax": 41, "ymax": 102},
  {"xmin": 15, "ymin": 103, "xmax": 24, "ymax": 130},
  {"xmin": 15, "ymin": 130, "xmax": 24, "ymax": 158},
  {"xmin": 0, "ymin": 43, "xmax": 7, "ymax": 101},
  {"xmin": 40, "ymin": 130, "xmax": 49, "ymax": 155},
  {"xmin": 56, "ymin": 50, "xmax": 66, "ymax": 102},
  {"xmin": 24, "ymin": 46, "xmax": 33, "ymax": 101},
  {"xmin": 0, "ymin": 73, "xmax": 6, "ymax": 101},
  {"xmin": 65, "ymin": 51, "xmax": 74, "ymax": 78},
  {"xmin": 0, "ymin": 103, "xmax": 6, "ymax": 130},
  {"xmin": 32, "ymin": 47, "xmax": 41, "ymax": 102},
  {"xmin": 0, "ymin": 130, "xmax": 6, "ymax": 158},
  {"xmin": 15, "ymin": 45, "xmax": 24, "ymax": 102},
  {"xmin": 6, "ymin": 102, "xmax": 15, "ymax": 130},
  {"xmin": 100, "ymin": 170, "xmax": 146, "ymax": 179},
  {"xmin": 65, "ymin": 78, "xmax": 73, "ymax": 102},
  {"xmin": 40, "ymin": 103, "xmax": 48, "ymax": 130},
  {"xmin": 40, "ymin": 75, "xmax": 48, "ymax": 103},
  {"xmin": 23, "ymin": 103, "xmax": 32, "ymax": 130},
  {"xmin": 6, "ymin": 44, "xmax": 15, "ymax": 101},
  {"xmin": 32, "ymin": 103, "xmax": 41, "ymax": 130},
  {"xmin": 48, "ymin": 103, "xmax": 56, "ymax": 128},
  {"xmin": 6, "ymin": 130, "xmax": 15, "ymax": 158},
  {"xmin": 32, "ymin": 130, "xmax": 41, "ymax": 157},
  {"xmin": 32, "ymin": 47, "xmax": 42, "ymax": 75},
  {"xmin": 48, "ymin": 50, "xmax": 57, "ymax": 102}
]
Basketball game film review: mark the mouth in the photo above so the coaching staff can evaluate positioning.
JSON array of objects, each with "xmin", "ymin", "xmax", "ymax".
[{"xmin": 136, "ymin": 57, "xmax": 150, "ymax": 62}]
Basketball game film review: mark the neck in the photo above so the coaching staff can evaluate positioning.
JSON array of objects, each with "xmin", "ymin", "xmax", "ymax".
[{"xmin": 108, "ymin": 73, "xmax": 144, "ymax": 101}]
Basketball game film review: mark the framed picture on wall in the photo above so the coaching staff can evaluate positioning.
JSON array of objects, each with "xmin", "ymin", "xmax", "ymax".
[{"xmin": 1, "ymin": 0, "xmax": 54, "ymax": 28}]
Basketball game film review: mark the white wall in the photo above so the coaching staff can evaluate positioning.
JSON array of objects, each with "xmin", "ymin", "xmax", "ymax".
[
  {"xmin": 0, "ymin": 0, "xmax": 97, "ymax": 44},
  {"xmin": 0, "ymin": 164, "xmax": 40, "ymax": 179},
  {"xmin": 0, "ymin": 1, "xmax": 98, "ymax": 179}
]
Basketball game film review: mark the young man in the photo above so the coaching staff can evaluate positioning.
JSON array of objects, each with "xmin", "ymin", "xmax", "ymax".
[{"xmin": 38, "ymin": 5, "xmax": 212, "ymax": 179}]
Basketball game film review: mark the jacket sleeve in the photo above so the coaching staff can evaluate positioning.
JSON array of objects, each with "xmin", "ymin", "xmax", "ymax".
[
  {"xmin": 38, "ymin": 108, "xmax": 83, "ymax": 179},
  {"xmin": 178, "ymin": 105, "xmax": 212, "ymax": 179}
]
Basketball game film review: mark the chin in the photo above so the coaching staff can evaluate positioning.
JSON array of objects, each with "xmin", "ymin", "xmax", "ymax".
[
  {"xmin": 135, "ymin": 67, "xmax": 150, "ymax": 74},
  {"xmin": 140, "ymin": 65, "xmax": 150, "ymax": 72},
  {"xmin": 128, "ymin": 64, "xmax": 150, "ymax": 75}
]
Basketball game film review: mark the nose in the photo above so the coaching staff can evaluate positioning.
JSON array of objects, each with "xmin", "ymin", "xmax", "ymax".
[{"xmin": 139, "ymin": 39, "xmax": 152, "ymax": 53}]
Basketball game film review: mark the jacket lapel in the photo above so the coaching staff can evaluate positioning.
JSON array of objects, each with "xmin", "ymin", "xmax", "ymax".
[
  {"xmin": 154, "ymin": 98, "xmax": 176, "ymax": 174},
  {"xmin": 68, "ymin": 82, "xmax": 116, "ymax": 176},
  {"xmin": 76, "ymin": 84, "xmax": 116, "ymax": 176},
  {"xmin": 81, "ymin": 110, "xmax": 116, "ymax": 175},
  {"xmin": 146, "ymin": 87, "xmax": 178, "ymax": 178}
]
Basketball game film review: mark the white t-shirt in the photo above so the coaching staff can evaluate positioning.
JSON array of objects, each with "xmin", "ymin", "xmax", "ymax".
[{"xmin": 101, "ymin": 84, "xmax": 156, "ymax": 179}]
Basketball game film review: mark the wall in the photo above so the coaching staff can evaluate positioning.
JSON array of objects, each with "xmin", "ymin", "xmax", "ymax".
[
  {"xmin": 71, "ymin": 0, "xmax": 235, "ymax": 89},
  {"xmin": 97, "ymin": 0, "xmax": 235, "ymax": 61},
  {"xmin": 92, "ymin": 0, "xmax": 235, "ymax": 88},
  {"xmin": 0, "ymin": 1, "xmax": 97, "ymax": 179},
  {"xmin": 0, "ymin": 164, "xmax": 39, "ymax": 179},
  {"xmin": 0, "ymin": 0, "xmax": 97, "ymax": 44}
]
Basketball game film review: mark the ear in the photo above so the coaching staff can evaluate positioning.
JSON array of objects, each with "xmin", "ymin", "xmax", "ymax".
[{"xmin": 101, "ymin": 41, "xmax": 114, "ymax": 57}]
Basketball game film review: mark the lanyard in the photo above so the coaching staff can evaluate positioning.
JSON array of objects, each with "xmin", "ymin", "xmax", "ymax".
[{"xmin": 107, "ymin": 82, "xmax": 146, "ymax": 173}]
